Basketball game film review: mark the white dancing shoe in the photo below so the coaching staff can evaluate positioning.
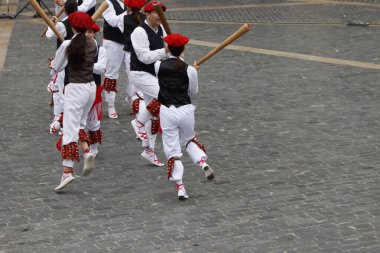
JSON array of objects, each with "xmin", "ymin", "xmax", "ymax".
[
  {"xmin": 131, "ymin": 119, "xmax": 148, "ymax": 141},
  {"xmin": 202, "ymin": 165, "xmax": 215, "ymax": 180},
  {"xmin": 176, "ymin": 184, "xmax": 189, "ymax": 200},
  {"xmin": 54, "ymin": 173, "xmax": 75, "ymax": 192},
  {"xmin": 141, "ymin": 149, "xmax": 164, "ymax": 167},
  {"xmin": 108, "ymin": 105, "xmax": 118, "ymax": 119},
  {"xmin": 82, "ymin": 152, "xmax": 94, "ymax": 176}
]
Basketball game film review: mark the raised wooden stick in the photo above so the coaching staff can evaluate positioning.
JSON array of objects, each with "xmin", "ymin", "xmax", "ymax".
[
  {"xmin": 29, "ymin": 0, "xmax": 64, "ymax": 42},
  {"xmin": 40, "ymin": 6, "xmax": 65, "ymax": 38},
  {"xmin": 91, "ymin": 1, "xmax": 109, "ymax": 21},
  {"xmin": 153, "ymin": 2, "xmax": 171, "ymax": 35},
  {"xmin": 195, "ymin": 23, "xmax": 252, "ymax": 66}
]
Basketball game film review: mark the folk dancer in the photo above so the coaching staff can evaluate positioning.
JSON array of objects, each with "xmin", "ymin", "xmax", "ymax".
[
  {"xmin": 46, "ymin": 0, "xmax": 78, "ymax": 134},
  {"xmin": 117, "ymin": 0, "xmax": 147, "ymax": 143},
  {"xmin": 155, "ymin": 34, "xmax": 215, "ymax": 200},
  {"xmin": 102, "ymin": 0, "xmax": 127, "ymax": 118},
  {"xmin": 129, "ymin": 1, "xmax": 169, "ymax": 166},
  {"xmin": 51, "ymin": 12, "xmax": 98, "ymax": 191}
]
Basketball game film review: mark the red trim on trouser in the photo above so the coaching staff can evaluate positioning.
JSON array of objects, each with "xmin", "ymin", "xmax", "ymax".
[
  {"xmin": 151, "ymin": 118, "xmax": 159, "ymax": 135},
  {"xmin": 62, "ymin": 142, "xmax": 80, "ymax": 162},
  {"xmin": 56, "ymin": 134, "xmax": 63, "ymax": 152},
  {"xmin": 131, "ymin": 98, "xmax": 140, "ymax": 115},
  {"xmin": 167, "ymin": 157, "xmax": 180, "ymax": 180},
  {"xmin": 79, "ymin": 129, "xmax": 90, "ymax": 145},
  {"xmin": 146, "ymin": 98, "xmax": 161, "ymax": 117},
  {"xmin": 186, "ymin": 137, "xmax": 207, "ymax": 154},
  {"xmin": 88, "ymin": 129, "xmax": 103, "ymax": 145},
  {"xmin": 58, "ymin": 113, "xmax": 63, "ymax": 128},
  {"xmin": 103, "ymin": 78, "xmax": 117, "ymax": 92}
]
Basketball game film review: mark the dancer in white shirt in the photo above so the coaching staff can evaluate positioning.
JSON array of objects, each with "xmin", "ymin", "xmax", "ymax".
[
  {"xmin": 155, "ymin": 33, "xmax": 215, "ymax": 200},
  {"xmin": 102, "ymin": 0, "xmax": 126, "ymax": 119},
  {"xmin": 129, "ymin": 1, "xmax": 169, "ymax": 166},
  {"xmin": 51, "ymin": 12, "xmax": 98, "ymax": 192}
]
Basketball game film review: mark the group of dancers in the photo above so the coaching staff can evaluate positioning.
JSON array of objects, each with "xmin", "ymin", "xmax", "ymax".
[{"xmin": 45, "ymin": 0, "xmax": 215, "ymax": 200}]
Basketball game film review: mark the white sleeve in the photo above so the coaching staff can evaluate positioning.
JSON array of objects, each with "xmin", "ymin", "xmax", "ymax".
[
  {"xmin": 131, "ymin": 27, "xmax": 166, "ymax": 65},
  {"xmin": 77, "ymin": 0, "xmax": 96, "ymax": 13},
  {"xmin": 93, "ymin": 46, "xmax": 107, "ymax": 75},
  {"xmin": 51, "ymin": 41, "xmax": 70, "ymax": 72},
  {"xmin": 45, "ymin": 22, "xmax": 67, "ymax": 40},
  {"xmin": 117, "ymin": 16, "xmax": 124, "ymax": 33},
  {"xmin": 154, "ymin": 61, "xmax": 161, "ymax": 76},
  {"xmin": 103, "ymin": 0, "xmax": 126, "ymax": 27},
  {"xmin": 187, "ymin": 66, "xmax": 198, "ymax": 96}
]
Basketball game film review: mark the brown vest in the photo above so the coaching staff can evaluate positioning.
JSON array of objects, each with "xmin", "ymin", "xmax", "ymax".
[{"xmin": 67, "ymin": 37, "xmax": 97, "ymax": 83}]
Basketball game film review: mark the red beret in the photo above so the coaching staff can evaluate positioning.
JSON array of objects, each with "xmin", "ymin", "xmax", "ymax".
[
  {"xmin": 164, "ymin": 33, "xmax": 189, "ymax": 47},
  {"xmin": 124, "ymin": 0, "xmax": 145, "ymax": 9},
  {"xmin": 68, "ymin": 12, "xmax": 94, "ymax": 31},
  {"xmin": 90, "ymin": 23, "xmax": 100, "ymax": 33},
  {"xmin": 144, "ymin": 1, "xmax": 166, "ymax": 12}
]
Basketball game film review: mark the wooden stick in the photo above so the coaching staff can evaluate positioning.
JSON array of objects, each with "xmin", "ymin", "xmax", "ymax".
[
  {"xmin": 40, "ymin": 6, "xmax": 65, "ymax": 38},
  {"xmin": 29, "ymin": 0, "xmax": 64, "ymax": 42},
  {"xmin": 195, "ymin": 23, "xmax": 252, "ymax": 66},
  {"xmin": 91, "ymin": 1, "xmax": 109, "ymax": 21},
  {"xmin": 153, "ymin": 2, "xmax": 171, "ymax": 35}
]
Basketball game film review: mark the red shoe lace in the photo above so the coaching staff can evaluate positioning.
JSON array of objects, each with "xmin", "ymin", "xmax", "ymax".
[
  {"xmin": 175, "ymin": 184, "xmax": 184, "ymax": 191},
  {"xmin": 136, "ymin": 120, "xmax": 147, "ymax": 140},
  {"xmin": 198, "ymin": 158, "xmax": 206, "ymax": 167}
]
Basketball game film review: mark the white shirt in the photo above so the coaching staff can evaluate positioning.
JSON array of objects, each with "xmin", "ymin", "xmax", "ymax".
[
  {"xmin": 52, "ymin": 36, "xmax": 99, "ymax": 73},
  {"xmin": 77, "ymin": 0, "xmax": 96, "ymax": 13},
  {"xmin": 154, "ymin": 56, "xmax": 199, "ymax": 97},
  {"xmin": 46, "ymin": 16, "xmax": 68, "ymax": 40},
  {"xmin": 52, "ymin": 40, "xmax": 69, "ymax": 72},
  {"xmin": 117, "ymin": 11, "xmax": 142, "ymax": 33},
  {"xmin": 131, "ymin": 20, "xmax": 167, "ymax": 65},
  {"xmin": 102, "ymin": 0, "xmax": 126, "ymax": 28},
  {"xmin": 93, "ymin": 46, "xmax": 107, "ymax": 75},
  {"xmin": 54, "ymin": 0, "xmax": 96, "ymax": 19}
]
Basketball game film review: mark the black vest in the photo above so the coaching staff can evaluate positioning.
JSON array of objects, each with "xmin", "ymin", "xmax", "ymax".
[
  {"xmin": 57, "ymin": 19, "xmax": 74, "ymax": 49},
  {"xmin": 123, "ymin": 12, "xmax": 145, "ymax": 52},
  {"xmin": 157, "ymin": 58, "xmax": 191, "ymax": 107},
  {"xmin": 130, "ymin": 23, "xmax": 164, "ymax": 76},
  {"xmin": 93, "ymin": 45, "xmax": 101, "ymax": 85},
  {"xmin": 78, "ymin": 0, "xmax": 96, "ymax": 15},
  {"xmin": 103, "ymin": 0, "xmax": 125, "ymax": 44}
]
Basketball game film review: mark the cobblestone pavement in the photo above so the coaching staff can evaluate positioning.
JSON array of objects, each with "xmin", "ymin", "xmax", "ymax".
[{"xmin": 1, "ymin": 1, "xmax": 380, "ymax": 252}]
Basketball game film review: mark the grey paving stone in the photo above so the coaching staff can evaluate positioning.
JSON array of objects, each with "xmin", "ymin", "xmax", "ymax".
[{"xmin": 1, "ymin": 1, "xmax": 380, "ymax": 252}]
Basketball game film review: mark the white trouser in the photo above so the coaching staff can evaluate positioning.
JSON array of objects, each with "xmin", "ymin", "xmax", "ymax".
[
  {"xmin": 160, "ymin": 104, "xmax": 207, "ymax": 181},
  {"xmin": 50, "ymin": 70, "xmax": 65, "ymax": 119},
  {"xmin": 53, "ymin": 92, "xmax": 63, "ymax": 119},
  {"xmin": 103, "ymin": 40, "xmax": 125, "ymax": 79},
  {"xmin": 86, "ymin": 106, "xmax": 101, "ymax": 132},
  {"xmin": 62, "ymin": 82, "xmax": 96, "ymax": 167},
  {"xmin": 129, "ymin": 71, "xmax": 159, "ymax": 123},
  {"xmin": 124, "ymin": 52, "xmax": 145, "ymax": 106},
  {"xmin": 130, "ymin": 71, "xmax": 160, "ymax": 149},
  {"xmin": 103, "ymin": 40, "xmax": 125, "ymax": 105},
  {"xmin": 124, "ymin": 51, "xmax": 133, "ymax": 103}
]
